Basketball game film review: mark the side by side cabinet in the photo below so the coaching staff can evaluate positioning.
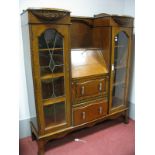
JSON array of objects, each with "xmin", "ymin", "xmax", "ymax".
[{"xmin": 21, "ymin": 8, "xmax": 134, "ymax": 155}]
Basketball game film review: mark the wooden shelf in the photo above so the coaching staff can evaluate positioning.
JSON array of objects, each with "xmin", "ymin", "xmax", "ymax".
[
  {"xmin": 115, "ymin": 65, "xmax": 126, "ymax": 69},
  {"xmin": 43, "ymin": 96, "xmax": 65, "ymax": 106},
  {"xmin": 45, "ymin": 121, "xmax": 66, "ymax": 129},
  {"xmin": 115, "ymin": 45, "xmax": 125, "ymax": 48},
  {"xmin": 39, "ymin": 48, "xmax": 63, "ymax": 51},
  {"xmin": 113, "ymin": 81, "xmax": 125, "ymax": 87},
  {"xmin": 112, "ymin": 96, "xmax": 124, "ymax": 108},
  {"xmin": 41, "ymin": 73, "xmax": 64, "ymax": 80}
]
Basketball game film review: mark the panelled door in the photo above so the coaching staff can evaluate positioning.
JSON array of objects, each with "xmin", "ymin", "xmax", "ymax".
[
  {"xmin": 31, "ymin": 24, "xmax": 71, "ymax": 134},
  {"xmin": 109, "ymin": 27, "xmax": 132, "ymax": 113}
]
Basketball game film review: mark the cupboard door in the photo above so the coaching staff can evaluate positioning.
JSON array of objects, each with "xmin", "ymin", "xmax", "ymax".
[
  {"xmin": 109, "ymin": 27, "xmax": 131, "ymax": 112},
  {"xmin": 31, "ymin": 25, "xmax": 71, "ymax": 132}
]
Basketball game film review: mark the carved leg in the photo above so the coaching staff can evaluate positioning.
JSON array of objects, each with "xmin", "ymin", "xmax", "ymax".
[
  {"xmin": 37, "ymin": 140, "xmax": 45, "ymax": 155},
  {"xmin": 124, "ymin": 110, "xmax": 129, "ymax": 124}
]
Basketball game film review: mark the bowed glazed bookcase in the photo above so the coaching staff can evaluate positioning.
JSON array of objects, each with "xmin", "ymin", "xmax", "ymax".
[{"xmin": 21, "ymin": 8, "xmax": 134, "ymax": 155}]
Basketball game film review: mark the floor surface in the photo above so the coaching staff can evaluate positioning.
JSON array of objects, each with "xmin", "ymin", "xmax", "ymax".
[{"xmin": 19, "ymin": 118, "xmax": 135, "ymax": 155}]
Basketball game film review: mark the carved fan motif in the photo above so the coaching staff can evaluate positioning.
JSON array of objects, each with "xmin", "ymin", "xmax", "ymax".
[
  {"xmin": 112, "ymin": 16, "xmax": 132, "ymax": 26},
  {"xmin": 31, "ymin": 10, "xmax": 70, "ymax": 21}
]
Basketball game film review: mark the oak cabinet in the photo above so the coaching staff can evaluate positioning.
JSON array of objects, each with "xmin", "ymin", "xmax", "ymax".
[{"xmin": 21, "ymin": 8, "xmax": 134, "ymax": 155}]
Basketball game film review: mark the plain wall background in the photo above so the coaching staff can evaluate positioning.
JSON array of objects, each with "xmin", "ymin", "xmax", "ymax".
[{"xmin": 19, "ymin": 0, "xmax": 135, "ymax": 134}]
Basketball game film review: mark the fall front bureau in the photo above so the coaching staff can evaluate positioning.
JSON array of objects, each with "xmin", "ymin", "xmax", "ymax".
[{"xmin": 21, "ymin": 8, "xmax": 134, "ymax": 155}]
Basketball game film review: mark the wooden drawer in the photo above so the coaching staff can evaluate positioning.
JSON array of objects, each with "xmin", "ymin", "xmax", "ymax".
[
  {"xmin": 73, "ymin": 100, "xmax": 108, "ymax": 126},
  {"xmin": 73, "ymin": 78, "xmax": 108, "ymax": 102}
]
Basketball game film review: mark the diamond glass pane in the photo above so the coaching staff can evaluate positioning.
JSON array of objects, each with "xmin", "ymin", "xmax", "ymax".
[{"xmin": 38, "ymin": 29, "xmax": 64, "ymax": 76}]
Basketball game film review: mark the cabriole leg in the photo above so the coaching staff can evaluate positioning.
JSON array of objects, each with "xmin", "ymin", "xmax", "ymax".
[
  {"xmin": 37, "ymin": 140, "xmax": 45, "ymax": 155},
  {"xmin": 124, "ymin": 109, "xmax": 129, "ymax": 124}
]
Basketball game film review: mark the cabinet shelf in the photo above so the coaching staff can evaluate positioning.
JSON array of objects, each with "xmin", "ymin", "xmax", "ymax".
[
  {"xmin": 113, "ymin": 81, "xmax": 125, "ymax": 87},
  {"xmin": 43, "ymin": 96, "xmax": 65, "ymax": 106},
  {"xmin": 39, "ymin": 48, "xmax": 63, "ymax": 52},
  {"xmin": 45, "ymin": 121, "xmax": 66, "ymax": 129},
  {"xmin": 41, "ymin": 73, "xmax": 64, "ymax": 80},
  {"xmin": 112, "ymin": 96, "xmax": 124, "ymax": 108},
  {"xmin": 115, "ymin": 65, "xmax": 126, "ymax": 69},
  {"xmin": 114, "ymin": 45, "xmax": 125, "ymax": 48}
]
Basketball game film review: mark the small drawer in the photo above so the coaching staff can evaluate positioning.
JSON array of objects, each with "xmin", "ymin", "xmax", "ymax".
[
  {"xmin": 75, "ymin": 78, "xmax": 107, "ymax": 101},
  {"xmin": 73, "ymin": 100, "xmax": 107, "ymax": 126}
]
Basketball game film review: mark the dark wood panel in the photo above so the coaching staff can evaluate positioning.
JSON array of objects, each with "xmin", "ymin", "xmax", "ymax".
[
  {"xmin": 93, "ymin": 17, "xmax": 111, "ymax": 27},
  {"xmin": 92, "ymin": 27, "xmax": 111, "ymax": 71},
  {"xmin": 71, "ymin": 22, "xmax": 92, "ymax": 48},
  {"xmin": 94, "ymin": 16, "xmax": 133, "ymax": 27}
]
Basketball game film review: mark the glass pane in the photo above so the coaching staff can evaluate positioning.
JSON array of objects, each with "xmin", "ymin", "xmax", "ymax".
[
  {"xmin": 112, "ymin": 84, "xmax": 125, "ymax": 107},
  {"xmin": 114, "ymin": 47, "xmax": 127, "ymax": 67},
  {"xmin": 39, "ymin": 29, "xmax": 63, "ymax": 49},
  {"xmin": 114, "ymin": 32, "xmax": 128, "ymax": 67},
  {"xmin": 39, "ymin": 50, "xmax": 64, "ymax": 76},
  {"xmin": 41, "ymin": 77, "xmax": 65, "ymax": 100},
  {"xmin": 38, "ymin": 29, "xmax": 64, "ymax": 76},
  {"xmin": 112, "ymin": 31, "xmax": 128, "ymax": 108},
  {"xmin": 113, "ymin": 68, "xmax": 126, "ymax": 83},
  {"xmin": 44, "ymin": 102, "xmax": 66, "ymax": 127}
]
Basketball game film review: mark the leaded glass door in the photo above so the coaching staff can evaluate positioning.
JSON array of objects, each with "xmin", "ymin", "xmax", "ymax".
[
  {"xmin": 31, "ymin": 25, "xmax": 71, "ymax": 132},
  {"xmin": 109, "ymin": 28, "xmax": 131, "ymax": 112}
]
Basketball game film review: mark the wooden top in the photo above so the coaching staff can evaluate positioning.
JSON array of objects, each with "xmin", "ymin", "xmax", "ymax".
[
  {"xmin": 94, "ymin": 13, "xmax": 134, "ymax": 19},
  {"xmin": 21, "ymin": 8, "xmax": 71, "ymax": 25},
  {"xmin": 21, "ymin": 8, "xmax": 134, "ymax": 27},
  {"xmin": 71, "ymin": 48, "xmax": 108, "ymax": 79},
  {"xmin": 21, "ymin": 8, "xmax": 70, "ymax": 15},
  {"xmin": 94, "ymin": 13, "xmax": 134, "ymax": 27}
]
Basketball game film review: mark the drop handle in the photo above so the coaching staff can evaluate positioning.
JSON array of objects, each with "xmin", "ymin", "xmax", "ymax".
[
  {"xmin": 82, "ymin": 112, "xmax": 86, "ymax": 120},
  {"xmin": 99, "ymin": 82, "xmax": 102, "ymax": 92},
  {"xmin": 99, "ymin": 106, "xmax": 103, "ymax": 114},
  {"xmin": 81, "ymin": 86, "xmax": 85, "ymax": 95},
  {"xmin": 112, "ymin": 64, "xmax": 115, "ymax": 71}
]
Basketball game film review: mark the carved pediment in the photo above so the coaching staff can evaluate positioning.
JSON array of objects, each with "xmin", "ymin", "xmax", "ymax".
[
  {"xmin": 112, "ymin": 16, "xmax": 133, "ymax": 26},
  {"xmin": 31, "ymin": 9, "xmax": 70, "ymax": 21}
]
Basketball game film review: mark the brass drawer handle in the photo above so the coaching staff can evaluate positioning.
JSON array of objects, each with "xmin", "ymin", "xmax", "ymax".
[
  {"xmin": 81, "ymin": 86, "xmax": 85, "ymax": 95},
  {"xmin": 112, "ymin": 64, "xmax": 115, "ymax": 71},
  {"xmin": 99, "ymin": 106, "xmax": 103, "ymax": 114},
  {"xmin": 82, "ymin": 111, "xmax": 86, "ymax": 120},
  {"xmin": 99, "ymin": 82, "xmax": 102, "ymax": 91}
]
